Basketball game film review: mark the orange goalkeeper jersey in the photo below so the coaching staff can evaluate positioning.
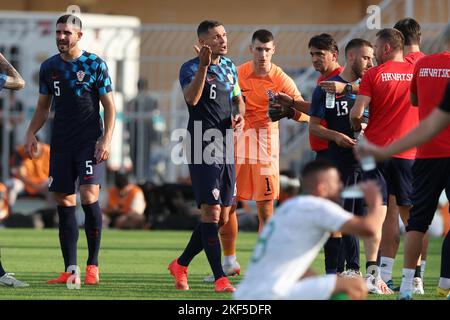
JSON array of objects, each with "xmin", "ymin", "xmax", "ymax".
[{"xmin": 236, "ymin": 61, "xmax": 309, "ymax": 161}]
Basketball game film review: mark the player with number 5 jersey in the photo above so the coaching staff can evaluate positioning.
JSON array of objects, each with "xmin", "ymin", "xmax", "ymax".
[{"xmin": 24, "ymin": 14, "xmax": 116, "ymax": 286}]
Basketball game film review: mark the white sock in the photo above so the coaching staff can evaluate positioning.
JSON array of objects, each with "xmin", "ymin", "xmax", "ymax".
[
  {"xmin": 224, "ymin": 255, "xmax": 236, "ymax": 266},
  {"xmin": 420, "ymin": 260, "xmax": 426, "ymax": 279},
  {"xmin": 380, "ymin": 257, "xmax": 395, "ymax": 282},
  {"xmin": 399, "ymin": 268, "xmax": 415, "ymax": 293},
  {"xmin": 438, "ymin": 277, "xmax": 450, "ymax": 289}
]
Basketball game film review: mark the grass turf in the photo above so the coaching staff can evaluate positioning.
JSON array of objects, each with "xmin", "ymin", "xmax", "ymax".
[{"xmin": 0, "ymin": 229, "xmax": 445, "ymax": 300}]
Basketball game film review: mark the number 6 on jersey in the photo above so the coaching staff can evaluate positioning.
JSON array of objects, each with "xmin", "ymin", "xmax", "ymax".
[{"xmin": 210, "ymin": 84, "xmax": 216, "ymax": 99}]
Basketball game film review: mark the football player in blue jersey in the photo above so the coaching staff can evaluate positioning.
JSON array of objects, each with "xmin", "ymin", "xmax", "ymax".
[
  {"xmin": 309, "ymin": 38, "xmax": 393, "ymax": 295},
  {"xmin": 168, "ymin": 20, "xmax": 245, "ymax": 293},
  {"xmin": 0, "ymin": 53, "xmax": 29, "ymax": 288},
  {"xmin": 24, "ymin": 14, "xmax": 116, "ymax": 286}
]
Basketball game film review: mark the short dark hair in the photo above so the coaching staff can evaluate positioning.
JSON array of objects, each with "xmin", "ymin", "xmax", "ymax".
[
  {"xmin": 345, "ymin": 38, "xmax": 373, "ymax": 56},
  {"xmin": 114, "ymin": 171, "xmax": 129, "ymax": 189},
  {"xmin": 197, "ymin": 20, "xmax": 223, "ymax": 37},
  {"xmin": 376, "ymin": 28, "xmax": 405, "ymax": 52},
  {"xmin": 301, "ymin": 159, "xmax": 337, "ymax": 181},
  {"xmin": 308, "ymin": 33, "xmax": 339, "ymax": 54},
  {"xmin": 394, "ymin": 18, "xmax": 421, "ymax": 45},
  {"xmin": 56, "ymin": 14, "xmax": 82, "ymax": 30},
  {"xmin": 252, "ymin": 29, "xmax": 274, "ymax": 43}
]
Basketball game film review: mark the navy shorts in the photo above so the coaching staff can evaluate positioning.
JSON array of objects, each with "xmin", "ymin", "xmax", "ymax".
[
  {"xmin": 188, "ymin": 163, "xmax": 236, "ymax": 208},
  {"xmin": 363, "ymin": 158, "xmax": 414, "ymax": 206},
  {"xmin": 340, "ymin": 165, "xmax": 365, "ymax": 216},
  {"xmin": 407, "ymin": 158, "xmax": 450, "ymax": 233},
  {"xmin": 49, "ymin": 143, "xmax": 104, "ymax": 194}
]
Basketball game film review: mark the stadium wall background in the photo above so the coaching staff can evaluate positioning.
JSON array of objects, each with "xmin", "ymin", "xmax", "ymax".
[{"xmin": 2, "ymin": 0, "xmax": 449, "ymax": 24}]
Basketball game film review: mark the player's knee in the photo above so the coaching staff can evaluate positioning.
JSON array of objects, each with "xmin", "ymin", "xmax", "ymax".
[
  {"xmin": 257, "ymin": 200, "xmax": 273, "ymax": 221},
  {"xmin": 219, "ymin": 215, "xmax": 229, "ymax": 227},
  {"xmin": 200, "ymin": 204, "xmax": 221, "ymax": 223},
  {"xmin": 53, "ymin": 193, "xmax": 76, "ymax": 206},
  {"xmin": 79, "ymin": 185, "xmax": 99, "ymax": 204}
]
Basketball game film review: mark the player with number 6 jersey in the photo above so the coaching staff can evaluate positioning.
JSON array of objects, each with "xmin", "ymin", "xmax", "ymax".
[{"xmin": 168, "ymin": 20, "xmax": 245, "ymax": 293}]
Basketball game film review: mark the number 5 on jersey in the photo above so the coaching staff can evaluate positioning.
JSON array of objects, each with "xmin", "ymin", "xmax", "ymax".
[{"xmin": 54, "ymin": 81, "xmax": 61, "ymax": 96}]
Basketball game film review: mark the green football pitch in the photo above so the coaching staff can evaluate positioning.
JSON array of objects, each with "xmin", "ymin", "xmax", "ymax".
[{"xmin": 0, "ymin": 229, "xmax": 445, "ymax": 300}]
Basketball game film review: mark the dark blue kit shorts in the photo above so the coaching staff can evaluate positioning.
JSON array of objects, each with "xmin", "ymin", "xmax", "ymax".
[
  {"xmin": 49, "ymin": 143, "xmax": 104, "ymax": 194},
  {"xmin": 340, "ymin": 165, "xmax": 365, "ymax": 216},
  {"xmin": 188, "ymin": 162, "xmax": 236, "ymax": 208},
  {"xmin": 407, "ymin": 158, "xmax": 450, "ymax": 233},
  {"xmin": 363, "ymin": 157, "xmax": 414, "ymax": 206}
]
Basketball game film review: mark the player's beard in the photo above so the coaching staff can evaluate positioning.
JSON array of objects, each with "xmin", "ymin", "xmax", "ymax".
[
  {"xmin": 57, "ymin": 43, "xmax": 69, "ymax": 53},
  {"xmin": 57, "ymin": 41, "xmax": 75, "ymax": 54},
  {"xmin": 351, "ymin": 62, "xmax": 364, "ymax": 79}
]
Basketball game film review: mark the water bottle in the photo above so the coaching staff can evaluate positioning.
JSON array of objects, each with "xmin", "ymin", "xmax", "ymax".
[
  {"xmin": 341, "ymin": 184, "xmax": 364, "ymax": 199},
  {"xmin": 357, "ymin": 135, "xmax": 376, "ymax": 171},
  {"xmin": 325, "ymin": 92, "xmax": 335, "ymax": 109}
]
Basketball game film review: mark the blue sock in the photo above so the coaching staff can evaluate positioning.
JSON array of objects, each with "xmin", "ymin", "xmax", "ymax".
[
  {"xmin": 82, "ymin": 201, "xmax": 102, "ymax": 266},
  {"xmin": 201, "ymin": 223, "xmax": 225, "ymax": 281},
  {"xmin": 0, "ymin": 259, "xmax": 6, "ymax": 277},
  {"xmin": 324, "ymin": 237, "xmax": 341, "ymax": 274},
  {"xmin": 342, "ymin": 234, "xmax": 360, "ymax": 271},
  {"xmin": 441, "ymin": 230, "xmax": 450, "ymax": 278},
  {"xmin": 57, "ymin": 206, "xmax": 79, "ymax": 271},
  {"xmin": 178, "ymin": 224, "xmax": 203, "ymax": 266}
]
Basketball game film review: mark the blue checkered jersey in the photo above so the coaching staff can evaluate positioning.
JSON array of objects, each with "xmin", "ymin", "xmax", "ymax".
[
  {"xmin": 310, "ymin": 75, "xmax": 360, "ymax": 166},
  {"xmin": 39, "ymin": 51, "xmax": 113, "ymax": 151},
  {"xmin": 179, "ymin": 56, "xmax": 241, "ymax": 135},
  {"xmin": 0, "ymin": 73, "xmax": 6, "ymax": 91}
]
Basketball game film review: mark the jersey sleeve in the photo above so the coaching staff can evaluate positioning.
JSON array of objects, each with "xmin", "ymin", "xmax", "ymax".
[
  {"xmin": 0, "ymin": 73, "xmax": 6, "ymax": 91},
  {"xmin": 280, "ymin": 72, "xmax": 301, "ymax": 99},
  {"xmin": 358, "ymin": 69, "xmax": 374, "ymax": 98},
  {"xmin": 439, "ymin": 82, "xmax": 450, "ymax": 113},
  {"xmin": 231, "ymin": 62, "xmax": 241, "ymax": 98},
  {"xmin": 278, "ymin": 71, "xmax": 310, "ymax": 121},
  {"xmin": 232, "ymin": 82, "xmax": 241, "ymax": 98},
  {"xmin": 39, "ymin": 63, "xmax": 51, "ymax": 95},
  {"xmin": 309, "ymin": 86, "xmax": 326, "ymax": 119},
  {"xmin": 95, "ymin": 61, "xmax": 113, "ymax": 96},
  {"xmin": 314, "ymin": 200, "xmax": 353, "ymax": 232},
  {"xmin": 179, "ymin": 61, "xmax": 196, "ymax": 90}
]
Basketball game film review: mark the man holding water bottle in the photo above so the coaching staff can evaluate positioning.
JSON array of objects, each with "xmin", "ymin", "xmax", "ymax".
[{"xmin": 309, "ymin": 38, "xmax": 394, "ymax": 294}]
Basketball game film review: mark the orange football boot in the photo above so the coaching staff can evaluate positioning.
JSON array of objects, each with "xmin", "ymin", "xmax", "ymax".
[
  {"xmin": 168, "ymin": 259, "xmax": 189, "ymax": 290},
  {"xmin": 85, "ymin": 265, "xmax": 100, "ymax": 285},
  {"xmin": 214, "ymin": 276, "xmax": 236, "ymax": 293},
  {"xmin": 47, "ymin": 272, "xmax": 78, "ymax": 284}
]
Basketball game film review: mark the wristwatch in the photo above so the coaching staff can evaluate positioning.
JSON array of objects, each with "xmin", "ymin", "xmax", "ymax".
[{"xmin": 345, "ymin": 83, "xmax": 353, "ymax": 94}]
